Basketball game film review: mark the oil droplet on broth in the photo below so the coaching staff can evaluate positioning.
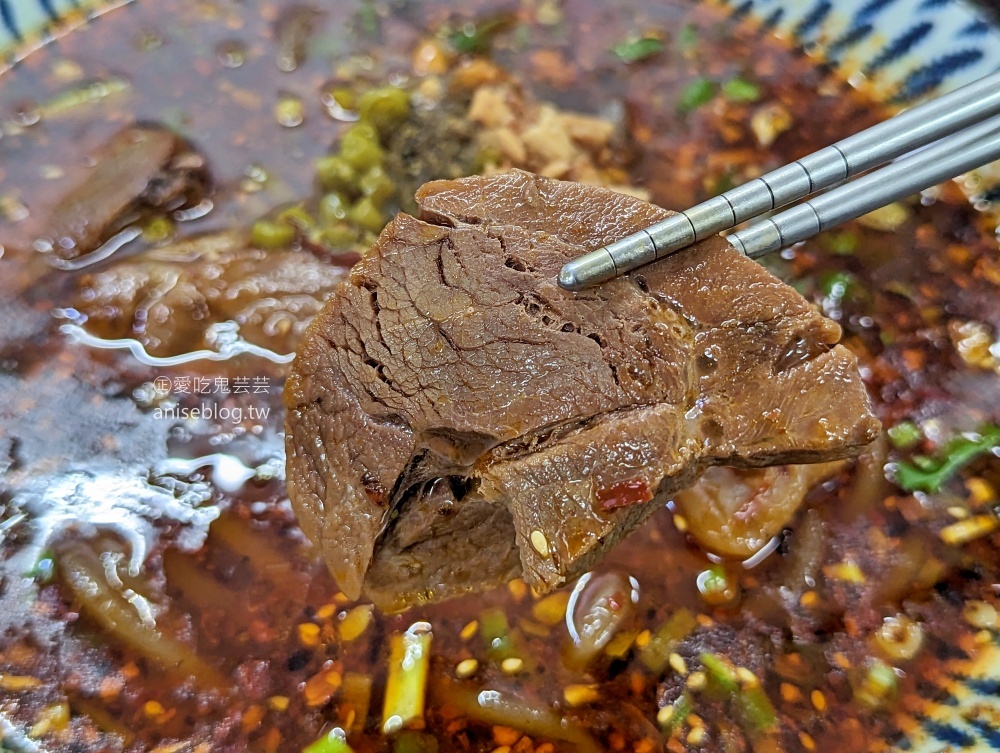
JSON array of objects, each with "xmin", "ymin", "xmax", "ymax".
[
  {"xmin": 216, "ymin": 40, "xmax": 248, "ymax": 69},
  {"xmin": 12, "ymin": 101, "xmax": 41, "ymax": 128},
  {"xmin": 275, "ymin": 93, "xmax": 305, "ymax": 128}
]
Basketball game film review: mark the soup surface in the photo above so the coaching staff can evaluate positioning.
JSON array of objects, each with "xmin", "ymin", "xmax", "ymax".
[{"xmin": 2, "ymin": 1, "xmax": 1000, "ymax": 752}]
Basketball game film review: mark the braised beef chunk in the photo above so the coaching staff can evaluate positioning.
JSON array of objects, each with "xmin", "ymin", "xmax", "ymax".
[
  {"xmin": 74, "ymin": 232, "xmax": 356, "ymax": 357},
  {"xmin": 284, "ymin": 170, "xmax": 880, "ymax": 607},
  {"xmin": 43, "ymin": 124, "xmax": 209, "ymax": 260},
  {"xmin": 364, "ymin": 479, "xmax": 522, "ymax": 612}
]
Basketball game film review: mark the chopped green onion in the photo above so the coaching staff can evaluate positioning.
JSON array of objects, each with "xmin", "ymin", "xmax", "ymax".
[
  {"xmin": 432, "ymin": 680, "xmax": 600, "ymax": 752},
  {"xmin": 696, "ymin": 565, "xmax": 740, "ymax": 606},
  {"xmin": 480, "ymin": 607, "xmax": 514, "ymax": 661},
  {"xmin": 303, "ymin": 728, "xmax": 355, "ymax": 753},
  {"xmin": 735, "ymin": 686, "xmax": 778, "ymax": 733},
  {"xmin": 611, "ymin": 36, "xmax": 664, "ymax": 63},
  {"xmin": 699, "ymin": 652, "xmax": 739, "ymax": 693},
  {"xmin": 639, "ymin": 608, "xmax": 697, "ymax": 673},
  {"xmin": 677, "ymin": 78, "xmax": 717, "ymax": 114},
  {"xmin": 894, "ymin": 424, "xmax": 1000, "ymax": 493},
  {"xmin": 677, "ymin": 24, "xmax": 699, "ymax": 52},
  {"xmin": 721, "ymin": 77, "xmax": 761, "ymax": 103},
  {"xmin": 354, "ymin": 0, "xmax": 379, "ymax": 36},
  {"xmin": 853, "ymin": 658, "xmax": 899, "ymax": 710},
  {"xmin": 819, "ymin": 270, "xmax": 856, "ymax": 302},
  {"xmin": 40, "ymin": 77, "xmax": 131, "ymax": 118},
  {"xmin": 887, "ymin": 421, "xmax": 922, "ymax": 450},
  {"xmin": 382, "ymin": 624, "xmax": 432, "ymax": 734},
  {"xmin": 700, "ymin": 653, "xmax": 777, "ymax": 734},
  {"xmin": 28, "ymin": 549, "xmax": 55, "ymax": 584}
]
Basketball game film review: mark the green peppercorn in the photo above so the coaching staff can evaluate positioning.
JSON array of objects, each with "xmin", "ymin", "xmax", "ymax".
[
  {"xmin": 339, "ymin": 131, "xmax": 383, "ymax": 172},
  {"xmin": 251, "ymin": 218, "xmax": 296, "ymax": 249},
  {"xmin": 315, "ymin": 155, "xmax": 357, "ymax": 193},
  {"xmin": 315, "ymin": 224, "xmax": 360, "ymax": 248},
  {"xmin": 357, "ymin": 86, "xmax": 411, "ymax": 132},
  {"xmin": 349, "ymin": 197, "xmax": 385, "ymax": 234},
  {"xmin": 276, "ymin": 204, "xmax": 315, "ymax": 229},
  {"xmin": 359, "ymin": 166, "xmax": 396, "ymax": 208},
  {"xmin": 319, "ymin": 192, "xmax": 350, "ymax": 225}
]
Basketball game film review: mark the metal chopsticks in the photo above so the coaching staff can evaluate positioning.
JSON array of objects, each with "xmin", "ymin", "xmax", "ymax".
[{"xmin": 558, "ymin": 70, "xmax": 1000, "ymax": 291}]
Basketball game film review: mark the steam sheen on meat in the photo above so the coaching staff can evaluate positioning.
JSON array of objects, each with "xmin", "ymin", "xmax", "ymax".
[{"xmin": 284, "ymin": 170, "xmax": 880, "ymax": 611}]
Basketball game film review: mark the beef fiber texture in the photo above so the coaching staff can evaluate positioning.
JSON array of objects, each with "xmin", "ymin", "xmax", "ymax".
[{"xmin": 284, "ymin": 170, "xmax": 879, "ymax": 611}]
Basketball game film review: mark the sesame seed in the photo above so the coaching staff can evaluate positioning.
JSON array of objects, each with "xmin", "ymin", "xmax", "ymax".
[
  {"xmin": 508, "ymin": 579, "xmax": 528, "ymax": 601},
  {"xmin": 501, "ymin": 657, "xmax": 524, "ymax": 675},
  {"xmin": 668, "ymin": 653, "xmax": 688, "ymax": 675},
  {"xmin": 811, "ymin": 689, "xmax": 827, "ymax": 712},
  {"xmin": 686, "ymin": 671, "xmax": 707, "ymax": 691},
  {"xmin": 460, "ymin": 620, "xmax": 479, "ymax": 640},
  {"xmin": 0, "ymin": 675, "xmax": 41, "ymax": 691},
  {"xmin": 966, "ymin": 477, "xmax": 996, "ymax": 505},
  {"xmin": 736, "ymin": 667, "xmax": 759, "ymax": 689},
  {"xmin": 655, "ymin": 705, "xmax": 674, "ymax": 726},
  {"xmin": 634, "ymin": 739, "xmax": 656, "ymax": 753},
  {"xmin": 297, "ymin": 622, "xmax": 321, "ymax": 647},
  {"xmin": 832, "ymin": 652, "xmax": 852, "ymax": 670},
  {"xmin": 456, "ymin": 659, "xmax": 479, "ymax": 678},
  {"xmin": 530, "ymin": 530, "xmax": 550, "ymax": 558},
  {"xmin": 940, "ymin": 514, "xmax": 999, "ymax": 545},
  {"xmin": 800, "ymin": 590, "xmax": 818, "ymax": 607},
  {"xmin": 673, "ymin": 514, "xmax": 689, "ymax": 532},
  {"xmin": 635, "ymin": 629, "xmax": 652, "ymax": 649},
  {"xmin": 780, "ymin": 682, "xmax": 801, "ymax": 703},
  {"xmin": 687, "ymin": 726, "xmax": 707, "ymax": 745},
  {"xmin": 800, "ymin": 732, "xmax": 816, "ymax": 750},
  {"xmin": 563, "ymin": 684, "xmax": 600, "ymax": 707},
  {"xmin": 267, "ymin": 696, "xmax": 290, "ymax": 712}
]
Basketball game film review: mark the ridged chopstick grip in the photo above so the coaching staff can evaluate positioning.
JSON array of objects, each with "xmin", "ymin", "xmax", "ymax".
[{"xmin": 558, "ymin": 70, "xmax": 1000, "ymax": 290}]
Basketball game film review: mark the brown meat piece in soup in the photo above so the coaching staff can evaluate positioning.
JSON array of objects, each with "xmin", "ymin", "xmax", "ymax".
[
  {"xmin": 284, "ymin": 170, "xmax": 880, "ymax": 607},
  {"xmin": 74, "ymin": 232, "xmax": 356, "ymax": 357},
  {"xmin": 41, "ymin": 124, "xmax": 209, "ymax": 260}
]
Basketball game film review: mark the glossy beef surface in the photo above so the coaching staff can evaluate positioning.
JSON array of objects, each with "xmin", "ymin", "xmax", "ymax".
[{"xmin": 285, "ymin": 171, "xmax": 879, "ymax": 605}]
